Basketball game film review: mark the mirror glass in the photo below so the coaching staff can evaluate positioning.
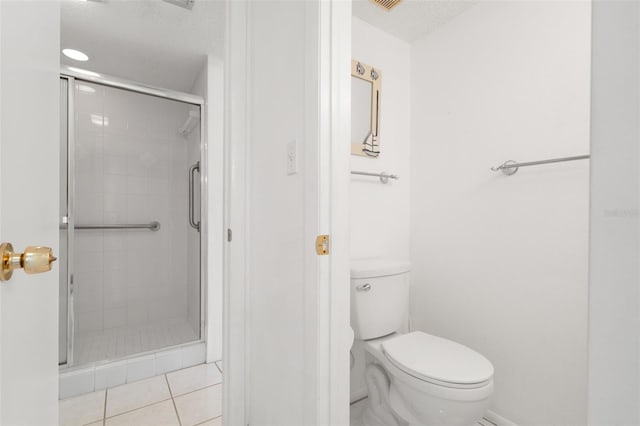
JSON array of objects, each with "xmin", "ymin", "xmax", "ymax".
[{"xmin": 351, "ymin": 76, "xmax": 372, "ymax": 147}]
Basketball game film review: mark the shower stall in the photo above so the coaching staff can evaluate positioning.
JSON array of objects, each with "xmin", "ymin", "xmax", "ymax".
[{"xmin": 58, "ymin": 72, "xmax": 205, "ymax": 369}]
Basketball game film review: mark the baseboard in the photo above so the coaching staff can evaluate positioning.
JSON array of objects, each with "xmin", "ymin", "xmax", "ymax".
[{"xmin": 484, "ymin": 410, "xmax": 518, "ymax": 426}]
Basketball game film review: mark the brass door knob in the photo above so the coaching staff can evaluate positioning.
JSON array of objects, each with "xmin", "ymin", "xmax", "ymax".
[{"xmin": 0, "ymin": 243, "xmax": 57, "ymax": 282}]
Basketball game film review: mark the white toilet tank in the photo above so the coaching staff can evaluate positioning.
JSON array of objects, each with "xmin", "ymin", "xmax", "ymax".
[{"xmin": 351, "ymin": 259, "xmax": 411, "ymax": 340}]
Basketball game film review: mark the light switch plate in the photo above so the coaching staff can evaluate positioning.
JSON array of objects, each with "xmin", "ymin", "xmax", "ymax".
[{"xmin": 287, "ymin": 140, "xmax": 297, "ymax": 175}]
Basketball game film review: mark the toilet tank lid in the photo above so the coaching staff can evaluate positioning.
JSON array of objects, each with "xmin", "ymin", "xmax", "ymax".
[{"xmin": 351, "ymin": 259, "xmax": 411, "ymax": 279}]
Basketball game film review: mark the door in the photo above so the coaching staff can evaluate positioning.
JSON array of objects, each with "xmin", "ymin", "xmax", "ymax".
[{"xmin": 0, "ymin": 1, "xmax": 61, "ymax": 424}]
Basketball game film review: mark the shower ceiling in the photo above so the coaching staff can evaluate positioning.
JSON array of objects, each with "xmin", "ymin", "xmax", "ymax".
[
  {"xmin": 61, "ymin": 0, "xmax": 224, "ymax": 92},
  {"xmin": 353, "ymin": 0, "xmax": 476, "ymax": 42}
]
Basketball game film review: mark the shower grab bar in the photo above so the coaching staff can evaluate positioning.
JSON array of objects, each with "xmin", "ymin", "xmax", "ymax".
[
  {"xmin": 351, "ymin": 170, "xmax": 399, "ymax": 184},
  {"xmin": 71, "ymin": 221, "xmax": 161, "ymax": 231},
  {"xmin": 189, "ymin": 161, "xmax": 201, "ymax": 232}
]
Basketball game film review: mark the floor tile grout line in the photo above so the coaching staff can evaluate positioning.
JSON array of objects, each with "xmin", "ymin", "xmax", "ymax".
[
  {"xmin": 172, "ymin": 382, "xmax": 222, "ymax": 399},
  {"xmin": 350, "ymin": 396, "xmax": 368, "ymax": 406},
  {"xmin": 103, "ymin": 389, "xmax": 108, "ymax": 426},
  {"xmin": 193, "ymin": 415, "xmax": 222, "ymax": 426},
  {"xmin": 104, "ymin": 397, "xmax": 173, "ymax": 420},
  {"xmin": 165, "ymin": 372, "xmax": 175, "ymax": 398},
  {"xmin": 63, "ymin": 362, "xmax": 221, "ymax": 425},
  {"xmin": 165, "ymin": 373, "xmax": 183, "ymax": 426}
]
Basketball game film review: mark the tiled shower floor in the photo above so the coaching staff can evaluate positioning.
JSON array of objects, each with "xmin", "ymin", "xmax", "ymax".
[{"xmin": 74, "ymin": 321, "xmax": 199, "ymax": 366}]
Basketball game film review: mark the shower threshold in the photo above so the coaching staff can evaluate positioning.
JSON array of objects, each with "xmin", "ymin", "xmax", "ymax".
[{"xmin": 59, "ymin": 339, "xmax": 206, "ymax": 400}]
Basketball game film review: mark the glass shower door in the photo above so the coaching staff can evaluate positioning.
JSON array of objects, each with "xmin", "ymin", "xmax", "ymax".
[{"xmin": 59, "ymin": 78, "xmax": 202, "ymax": 367}]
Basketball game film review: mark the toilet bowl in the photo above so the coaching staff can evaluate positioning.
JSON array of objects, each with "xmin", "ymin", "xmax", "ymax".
[
  {"xmin": 362, "ymin": 332, "xmax": 493, "ymax": 426},
  {"xmin": 351, "ymin": 259, "xmax": 494, "ymax": 426}
]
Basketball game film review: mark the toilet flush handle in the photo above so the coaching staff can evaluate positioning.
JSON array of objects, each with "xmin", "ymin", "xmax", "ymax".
[{"xmin": 356, "ymin": 283, "xmax": 371, "ymax": 292}]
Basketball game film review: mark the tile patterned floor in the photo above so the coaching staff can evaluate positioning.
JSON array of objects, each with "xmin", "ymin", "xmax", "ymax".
[{"xmin": 60, "ymin": 362, "xmax": 222, "ymax": 426}]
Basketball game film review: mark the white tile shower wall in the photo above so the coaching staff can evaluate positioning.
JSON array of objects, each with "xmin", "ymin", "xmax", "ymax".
[
  {"xmin": 350, "ymin": 17, "xmax": 411, "ymax": 401},
  {"xmin": 74, "ymin": 82, "xmax": 194, "ymax": 349},
  {"xmin": 410, "ymin": 2, "xmax": 590, "ymax": 425}
]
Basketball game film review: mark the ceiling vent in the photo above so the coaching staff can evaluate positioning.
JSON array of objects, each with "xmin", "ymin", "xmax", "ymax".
[
  {"xmin": 162, "ymin": 0, "xmax": 195, "ymax": 10},
  {"xmin": 370, "ymin": 0, "xmax": 402, "ymax": 11}
]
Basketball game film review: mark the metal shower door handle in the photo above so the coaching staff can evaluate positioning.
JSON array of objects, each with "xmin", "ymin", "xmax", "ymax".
[{"xmin": 189, "ymin": 161, "xmax": 200, "ymax": 232}]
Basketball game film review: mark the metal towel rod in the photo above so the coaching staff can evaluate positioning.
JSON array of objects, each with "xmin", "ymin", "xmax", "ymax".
[
  {"xmin": 351, "ymin": 170, "xmax": 399, "ymax": 184},
  {"xmin": 72, "ymin": 221, "xmax": 161, "ymax": 231},
  {"xmin": 491, "ymin": 154, "xmax": 590, "ymax": 176}
]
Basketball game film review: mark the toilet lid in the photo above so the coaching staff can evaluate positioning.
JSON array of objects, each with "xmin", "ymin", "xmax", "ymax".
[{"xmin": 382, "ymin": 332, "xmax": 494, "ymax": 386}]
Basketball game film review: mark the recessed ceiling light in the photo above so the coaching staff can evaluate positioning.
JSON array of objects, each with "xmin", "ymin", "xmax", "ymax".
[
  {"xmin": 67, "ymin": 67, "xmax": 101, "ymax": 78},
  {"xmin": 62, "ymin": 49, "xmax": 89, "ymax": 62}
]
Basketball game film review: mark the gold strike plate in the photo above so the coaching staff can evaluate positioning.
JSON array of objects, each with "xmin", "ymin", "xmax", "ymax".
[{"xmin": 316, "ymin": 235, "xmax": 329, "ymax": 256}]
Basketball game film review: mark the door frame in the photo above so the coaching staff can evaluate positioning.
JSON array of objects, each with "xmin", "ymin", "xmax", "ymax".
[
  {"xmin": 223, "ymin": 1, "xmax": 249, "ymax": 423},
  {"xmin": 223, "ymin": 0, "xmax": 351, "ymax": 424}
]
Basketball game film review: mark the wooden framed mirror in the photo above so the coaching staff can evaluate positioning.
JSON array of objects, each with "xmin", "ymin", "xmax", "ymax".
[{"xmin": 351, "ymin": 59, "xmax": 382, "ymax": 157}]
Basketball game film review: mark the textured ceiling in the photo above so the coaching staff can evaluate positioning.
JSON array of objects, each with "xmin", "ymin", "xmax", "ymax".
[
  {"xmin": 352, "ymin": 0, "xmax": 476, "ymax": 42},
  {"xmin": 61, "ymin": 0, "xmax": 225, "ymax": 92}
]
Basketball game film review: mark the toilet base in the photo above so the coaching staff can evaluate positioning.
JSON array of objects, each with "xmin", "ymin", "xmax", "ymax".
[
  {"xmin": 361, "ymin": 403, "xmax": 400, "ymax": 426},
  {"xmin": 362, "ymin": 364, "xmax": 402, "ymax": 426}
]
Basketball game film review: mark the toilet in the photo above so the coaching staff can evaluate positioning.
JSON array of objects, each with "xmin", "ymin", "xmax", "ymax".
[{"xmin": 351, "ymin": 259, "xmax": 494, "ymax": 426}]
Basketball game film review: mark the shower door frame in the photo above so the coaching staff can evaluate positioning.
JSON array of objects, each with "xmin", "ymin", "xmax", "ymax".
[{"xmin": 59, "ymin": 69, "xmax": 208, "ymax": 369}]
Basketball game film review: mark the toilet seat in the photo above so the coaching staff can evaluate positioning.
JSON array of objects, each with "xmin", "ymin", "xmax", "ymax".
[{"xmin": 382, "ymin": 331, "xmax": 494, "ymax": 389}]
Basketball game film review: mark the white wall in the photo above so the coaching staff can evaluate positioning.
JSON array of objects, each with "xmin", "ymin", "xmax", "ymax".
[
  {"xmin": 588, "ymin": 2, "xmax": 640, "ymax": 424},
  {"xmin": 247, "ymin": 2, "xmax": 310, "ymax": 424},
  {"xmin": 410, "ymin": 2, "xmax": 590, "ymax": 425},
  {"xmin": 350, "ymin": 17, "xmax": 411, "ymax": 261},
  {"xmin": 350, "ymin": 16, "xmax": 411, "ymax": 401}
]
